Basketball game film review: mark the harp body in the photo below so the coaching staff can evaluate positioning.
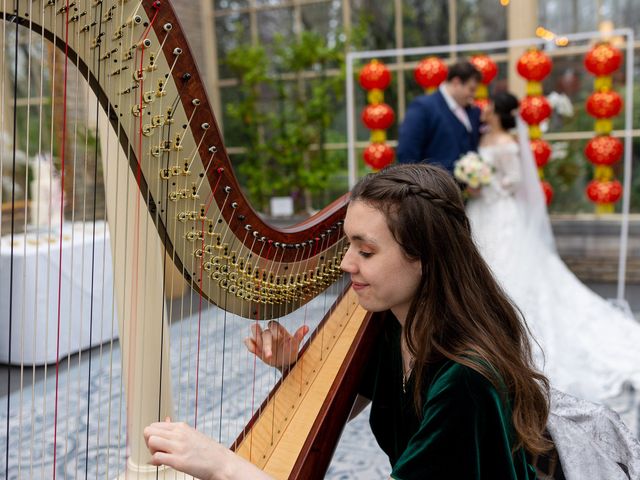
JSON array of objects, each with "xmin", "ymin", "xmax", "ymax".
[{"xmin": 0, "ymin": 1, "xmax": 378, "ymax": 478}]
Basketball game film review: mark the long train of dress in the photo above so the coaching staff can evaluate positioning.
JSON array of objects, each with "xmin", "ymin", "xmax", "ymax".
[{"xmin": 466, "ymin": 142, "xmax": 640, "ymax": 404}]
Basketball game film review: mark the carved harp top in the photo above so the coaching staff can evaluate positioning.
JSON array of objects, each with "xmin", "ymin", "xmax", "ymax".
[{"xmin": 11, "ymin": 0, "xmax": 349, "ymax": 320}]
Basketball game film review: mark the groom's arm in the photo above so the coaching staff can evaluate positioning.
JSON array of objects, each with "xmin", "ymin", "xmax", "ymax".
[{"xmin": 397, "ymin": 97, "xmax": 433, "ymax": 164}]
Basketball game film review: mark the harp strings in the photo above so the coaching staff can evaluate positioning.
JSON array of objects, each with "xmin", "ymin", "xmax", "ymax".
[{"xmin": 1, "ymin": 1, "xmax": 350, "ymax": 477}]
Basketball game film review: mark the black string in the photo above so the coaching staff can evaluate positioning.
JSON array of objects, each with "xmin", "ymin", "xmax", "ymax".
[
  {"xmin": 5, "ymin": 2, "xmax": 20, "ymax": 478},
  {"xmin": 84, "ymin": 1, "xmax": 104, "ymax": 477}
]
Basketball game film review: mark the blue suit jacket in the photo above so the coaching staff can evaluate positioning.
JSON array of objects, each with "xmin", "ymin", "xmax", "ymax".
[{"xmin": 396, "ymin": 91, "xmax": 481, "ymax": 174}]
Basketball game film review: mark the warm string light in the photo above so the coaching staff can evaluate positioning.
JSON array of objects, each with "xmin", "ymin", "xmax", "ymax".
[{"xmin": 536, "ymin": 26, "xmax": 570, "ymax": 47}]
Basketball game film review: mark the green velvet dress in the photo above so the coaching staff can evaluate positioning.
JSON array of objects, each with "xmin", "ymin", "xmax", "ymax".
[{"xmin": 358, "ymin": 315, "xmax": 538, "ymax": 479}]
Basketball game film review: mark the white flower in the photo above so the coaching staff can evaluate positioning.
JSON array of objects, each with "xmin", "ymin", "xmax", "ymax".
[
  {"xmin": 453, "ymin": 151, "xmax": 493, "ymax": 189},
  {"xmin": 547, "ymin": 91, "xmax": 574, "ymax": 118}
]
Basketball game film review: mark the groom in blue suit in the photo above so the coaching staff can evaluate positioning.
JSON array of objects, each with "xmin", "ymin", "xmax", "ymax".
[{"xmin": 397, "ymin": 61, "xmax": 482, "ymax": 174}]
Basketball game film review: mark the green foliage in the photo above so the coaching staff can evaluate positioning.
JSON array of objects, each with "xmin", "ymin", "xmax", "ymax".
[
  {"xmin": 224, "ymin": 43, "xmax": 273, "ymax": 210},
  {"xmin": 224, "ymin": 30, "xmax": 349, "ymax": 213}
]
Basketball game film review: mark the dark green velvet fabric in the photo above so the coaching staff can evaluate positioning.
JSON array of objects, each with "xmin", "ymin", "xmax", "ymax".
[{"xmin": 359, "ymin": 315, "xmax": 537, "ymax": 479}]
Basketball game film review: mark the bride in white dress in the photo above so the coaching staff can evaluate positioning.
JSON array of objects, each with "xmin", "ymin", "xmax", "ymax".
[{"xmin": 466, "ymin": 92, "xmax": 640, "ymax": 405}]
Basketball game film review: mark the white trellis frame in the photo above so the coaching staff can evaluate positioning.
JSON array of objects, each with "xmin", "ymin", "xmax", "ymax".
[{"xmin": 345, "ymin": 29, "xmax": 635, "ymax": 306}]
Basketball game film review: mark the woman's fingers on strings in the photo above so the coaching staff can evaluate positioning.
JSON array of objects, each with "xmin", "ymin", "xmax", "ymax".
[
  {"xmin": 262, "ymin": 329, "xmax": 273, "ymax": 359},
  {"xmin": 293, "ymin": 324, "xmax": 310, "ymax": 345},
  {"xmin": 243, "ymin": 337, "xmax": 258, "ymax": 355}
]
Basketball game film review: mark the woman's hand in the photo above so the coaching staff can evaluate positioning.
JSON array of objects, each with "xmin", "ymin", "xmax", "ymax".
[
  {"xmin": 243, "ymin": 321, "xmax": 309, "ymax": 369},
  {"xmin": 144, "ymin": 419, "xmax": 272, "ymax": 480}
]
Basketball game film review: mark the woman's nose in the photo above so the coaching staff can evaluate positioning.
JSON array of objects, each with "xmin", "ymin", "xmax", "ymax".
[{"xmin": 340, "ymin": 248, "xmax": 356, "ymax": 273}]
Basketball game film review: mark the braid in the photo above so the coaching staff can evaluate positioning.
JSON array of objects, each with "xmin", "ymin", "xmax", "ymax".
[
  {"xmin": 350, "ymin": 163, "xmax": 470, "ymax": 231},
  {"xmin": 400, "ymin": 182, "xmax": 471, "ymax": 232}
]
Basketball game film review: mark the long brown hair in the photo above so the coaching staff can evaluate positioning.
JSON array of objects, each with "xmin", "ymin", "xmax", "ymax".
[{"xmin": 350, "ymin": 163, "xmax": 550, "ymax": 455}]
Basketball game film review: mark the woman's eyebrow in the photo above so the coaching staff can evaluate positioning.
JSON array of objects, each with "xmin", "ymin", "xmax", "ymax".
[{"xmin": 347, "ymin": 233, "xmax": 377, "ymax": 245}]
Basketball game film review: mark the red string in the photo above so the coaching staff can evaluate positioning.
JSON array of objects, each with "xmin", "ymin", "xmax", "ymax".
[
  {"xmin": 52, "ymin": 2, "xmax": 70, "ymax": 477},
  {"xmin": 123, "ymin": 2, "xmax": 160, "ymax": 470}
]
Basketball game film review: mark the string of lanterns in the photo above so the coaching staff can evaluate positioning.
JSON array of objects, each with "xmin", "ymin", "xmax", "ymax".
[
  {"xmin": 358, "ymin": 60, "xmax": 395, "ymax": 170},
  {"xmin": 584, "ymin": 42, "xmax": 624, "ymax": 214},
  {"xmin": 358, "ymin": 49, "xmax": 626, "ymax": 215},
  {"xmin": 517, "ymin": 48, "xmax": 554, "ymax": 204}
]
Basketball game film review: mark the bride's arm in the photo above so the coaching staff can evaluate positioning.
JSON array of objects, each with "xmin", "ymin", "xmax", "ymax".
[{"xmin": 496, "ymin": 144, "xmax": 522, "ymax": 193}]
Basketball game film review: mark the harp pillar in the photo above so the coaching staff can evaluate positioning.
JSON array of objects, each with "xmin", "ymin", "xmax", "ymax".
[{"xmin": 98, "ymin": 109, "xmax": 177, "ymax": 478}]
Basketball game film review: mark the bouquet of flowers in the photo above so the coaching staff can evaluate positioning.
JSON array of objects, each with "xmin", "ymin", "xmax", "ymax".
[{"xmin": 453, "ymin": 151, "xmax": 492, "ymax": 189}]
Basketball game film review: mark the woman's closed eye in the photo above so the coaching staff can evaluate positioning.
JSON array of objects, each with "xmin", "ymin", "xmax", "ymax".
[{"xmin": 359, "ymin": 251, "xmax": 373, "ymax": 258}]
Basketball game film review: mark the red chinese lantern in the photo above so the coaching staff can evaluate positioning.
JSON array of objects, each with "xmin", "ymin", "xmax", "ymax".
[
  {"xmin": 584, "ymin": 136, "xmax": 623, "ymax": 166},
  {"xmin": 586, "ymin": 91, "xmax": 623, "ymax": 119},
  {"xmin": 470, "ymin": 54, "xmax": 498, "ymax": 104},
  {"xmin": 517, "ymin": 49, "xmax": 553, "ymax": 82},
  {"xmin": 585, "ymin": 179, "xmax": 622, "ymax": 213},
  {"xmin": 541, "ymin": 180, "xmax": 554, "ymax": 205},
  {"xmin": 363, "ymin": 143, "xmax": 395, "ymax": 170},
  {"xmin": 414, "ymin": 57, "xmax": 448, "ymax": 93},
  {"xmin": 359, "ymin": 60, "xmax": 391, "ymax": 91},
  {"xmin": 530, "ymin": 139, "xmax": 552, "ymax": 168},
  {"xmin": 470, "ymin": 55, "xmax": 498, "ymax": 85},
  {"xmin": 361, "ymin": 103, "xmax": 395, "ymax": 130},
  {"xmin": 520, "ymin": 96, "xmax": 552, "ymax": 125},
  {"xmin": 584, "ymin": 43, "xmax": 622, "ymax": 77}
]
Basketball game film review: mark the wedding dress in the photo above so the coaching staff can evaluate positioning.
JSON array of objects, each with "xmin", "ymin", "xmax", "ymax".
[{"xmin": 466, "ymin": 140, "xmax": 640, "ymax": 404}]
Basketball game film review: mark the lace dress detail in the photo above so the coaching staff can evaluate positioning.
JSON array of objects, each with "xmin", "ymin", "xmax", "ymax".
[{"xmin": 466, "ymin": 143, "xmax": 640, "ymax": 403}]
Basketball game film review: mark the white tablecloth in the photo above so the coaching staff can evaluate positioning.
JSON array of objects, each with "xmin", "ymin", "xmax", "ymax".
[{"xmin": 0, "ymin": 222, "xmax": 117, "ymax": 365}]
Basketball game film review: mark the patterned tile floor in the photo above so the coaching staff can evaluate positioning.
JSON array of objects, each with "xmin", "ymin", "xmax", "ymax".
[{"xmin": 1, "ymin": 283, "xmax": 638, "ymax": 479}]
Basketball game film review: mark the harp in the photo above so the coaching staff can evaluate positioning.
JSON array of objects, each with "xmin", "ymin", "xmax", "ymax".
[{"xmin": 0, "ymin": 1, "xmax": 381, "ymax": 478}]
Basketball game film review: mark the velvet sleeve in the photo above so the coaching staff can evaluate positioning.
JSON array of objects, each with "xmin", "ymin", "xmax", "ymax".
[{"xmin": 390, "ymin": 363, "xmax": 534, "ymax": 480}]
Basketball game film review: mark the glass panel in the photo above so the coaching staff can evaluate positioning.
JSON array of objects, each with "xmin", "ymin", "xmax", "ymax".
[
  {"xmin": 539, "ymin": 0, "xmax": 640, "ymax": 37},
  {"xmin": 214, "ymin": 0, "xmax": 249, "ymax": 11},
  {"xmin": 311, "ymin": 149, "xmax": 349, "ymax": 209},
  {"xmin": 255, "ymin": 0, "xmax": 287, "ymax": 6},
  {"xmin": 349, "ymin": 0, "xmax": 396, "ymax": 51},
  {"xmin": 457, "ymin": 0, "xmax": 507, "ymax": 44},
  {"xmin": 300, "ymin": 1, "xmax": 343, "ymax": 48},
  {"xmin": 257, "ymin": 8, "xmax": 295, "ymax": 57},
  {"xmin": 219, "ymin": 85, "xmax": 248, "ymax": 148},
  {"xmin": 603, "ymin": 0, "xmax": 640, "ymax": 36},
  {"xmin": 215, "ymin": 13, "xmax": 251, "ymax": 79},
  {"xmin": 538, "ymin": 0, "xmax": 599, "ymax": 34},
  {"xmin": 402, "ymin": 0, "xmax": 450, "ymax": 48}
]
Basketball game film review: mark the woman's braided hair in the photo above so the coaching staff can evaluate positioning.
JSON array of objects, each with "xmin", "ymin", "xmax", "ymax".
[{"xmin": 350, "ymin": 163, "xmax": 551, "ymax": 456}]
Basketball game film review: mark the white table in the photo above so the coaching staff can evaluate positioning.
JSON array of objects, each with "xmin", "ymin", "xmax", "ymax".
[{"xmin": 0, "ymin": 222, "xmax": 117, "ymax": 365}]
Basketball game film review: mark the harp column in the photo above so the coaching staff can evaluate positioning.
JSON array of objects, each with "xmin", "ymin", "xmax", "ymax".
[{"xmin": 97, "ymin": 107, "xmax": 177, "ymax": 478}]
